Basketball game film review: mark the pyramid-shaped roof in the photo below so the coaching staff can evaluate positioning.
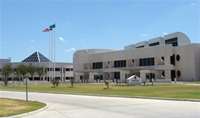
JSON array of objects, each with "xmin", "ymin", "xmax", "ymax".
[{"xmin": 22, "ymin": 51, "xmax": 50, "ymax": 62}]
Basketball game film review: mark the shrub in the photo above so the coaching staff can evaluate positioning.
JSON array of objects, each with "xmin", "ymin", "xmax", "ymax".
[{"xmin": 51, "ymin": 78, "xmax": 60, "ymax": 87}]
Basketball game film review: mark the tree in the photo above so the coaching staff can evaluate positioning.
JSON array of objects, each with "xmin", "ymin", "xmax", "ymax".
[
  {"xmin": 16, "ymin": 64, "xmax": 28, "ymax": 81},
  {"xmin": 104, "ymin": 80, "xmax": 109, "ymax": 89},
  {"xmin": 13, "ymin": 68, "xmax": 21, "ymax": 84},
  {"xmin": 35, "ymin": 67, "xmax": 46, "ymax": 81},
  {"xmin": 1, "ymin": 64, "xmax": 13, "ymax": 86},
  {"xmin": 27, "ymin": 64, "xmax": 36, "ymax": 81},
  {"xmin": 70, "ymin": 78, "xmax": 74, "ymax": 88}
]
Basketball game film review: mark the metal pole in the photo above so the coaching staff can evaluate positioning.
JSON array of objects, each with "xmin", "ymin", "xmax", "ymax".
[
  {"xmin": 51, "ymin": 30, "xmax": 53, "ymax": 79},
  {"xmin": 26, "ymin": 79, "xmax": 28, "ymax": 101},
  {"xmin": 54, "ymin": 23, "xmax": 56, "ymax": 80},
  {"xmin": 49, "ymin": 32, "xmax": 50, "ymax": 81}
]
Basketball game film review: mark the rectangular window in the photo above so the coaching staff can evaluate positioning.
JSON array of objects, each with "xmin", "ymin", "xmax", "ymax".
[
  {"xmin": 170, "ymin": 54, "xmax": 175, "ymax": 65},
  {"xmin": 165, "ymin": 37, "xmax": 178, "ymax": 46},
  {"xmin": 149, "ymin": 42, "xmax": 159, "ymax": 47},
  {"xmin": 114, "ymin": 72, "xmax": 120, "ymax": 79},
  {"xmin": 114, "ymin": 60, "xmax": 126, "ymax": 68},
  {"xmin": 47, "ymin": 68, "xmax": 53, "ymax": 71},
  {"xmin": 66, "ymin": 68, "xmax": 70, "ymax": 71},
  {"xmin": 93, "ymin": 62, "xmax": 103, "ymax": 69},
  {"xmin": 136, "ymin": 45, "xmax": 144, "ymax": 48},
  {"xmin": 139, "ymin": 57, "xmax": 155, "ymax": 66},
  {"xmin": 55, "ymin": 68, "xmax": 60, "ymax": 71}
]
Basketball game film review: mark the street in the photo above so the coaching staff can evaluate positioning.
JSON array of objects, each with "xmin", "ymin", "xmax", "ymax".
[{"xmin": 0, "ymin": 91, "xmax": 199, "ymax": 118}]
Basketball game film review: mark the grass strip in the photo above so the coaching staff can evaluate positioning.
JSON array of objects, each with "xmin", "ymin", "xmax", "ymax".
[
  {"xmin": 0, "ymin": 98, "xmax": 46, "ymax": 117},
  {"xmin": 0, "ymin": 83, "xmax": 200, "ymax": 99}
]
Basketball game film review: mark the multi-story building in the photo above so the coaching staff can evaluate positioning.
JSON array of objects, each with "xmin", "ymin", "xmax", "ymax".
[
  {"xmin": 0, "ymin": 51, "xmax": 73, "ymax": 81},
  {"xmin": 73, "ymin": 32, "xmax": 200, "ymax": 83}
]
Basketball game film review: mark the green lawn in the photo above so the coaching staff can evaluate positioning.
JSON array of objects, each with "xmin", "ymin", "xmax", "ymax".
[
  {"xmin": 0, "ymin": 98, "xmax": 46, "ymax": 117},
  {"xmin": 0, "ymin": 83, "xmax": 200, "ymax": 99}
]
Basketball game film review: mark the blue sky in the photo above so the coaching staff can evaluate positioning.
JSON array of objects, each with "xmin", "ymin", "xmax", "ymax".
[{"xmin": 0, "ymin": 0, "xmax": 199, "ymax": 63}]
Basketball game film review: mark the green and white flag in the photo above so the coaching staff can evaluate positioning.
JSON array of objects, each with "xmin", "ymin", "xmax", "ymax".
[{"xmin": 49, "ymin": 24, "xmax": 55, "ymax": 29}]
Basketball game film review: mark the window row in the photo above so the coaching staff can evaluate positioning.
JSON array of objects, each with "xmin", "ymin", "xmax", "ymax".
[
  {"xmin": 139, "ymin": 58, "xmax": 155, "ymax": 66},
  {"xmin": 165, "ymin": 37, "xmax": 178, "ymax": 47},
  {"xmin": 149, "ymin": 42, "xmax": 159, "ymax": 47},
  {"xmin": 46, "ymin": 68, "xmax": 73, "ymax": 71},
  {"xmin": 93, "ymin": 62, "xmax": 103, "ymax": 69},
  {"xmin": 114, "ymin": 60, "xmax": 126, "ymax": 68}
]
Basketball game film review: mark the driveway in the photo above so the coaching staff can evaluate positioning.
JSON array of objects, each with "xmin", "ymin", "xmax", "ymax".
[{"xmin": 0, "ymin": 91, "xmax": 199, "ymax": 118}]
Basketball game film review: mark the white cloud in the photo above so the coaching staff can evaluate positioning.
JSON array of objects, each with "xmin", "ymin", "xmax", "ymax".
[
  {"xmin": 59, "ymin": 37, "xmax": 65, "ymax": 41},
  {"xmin": 30, "ymin": 40, "xmax": 35, "ymax": 43},
  {"xmin": 65, "ymin": 48, "xmax": 76, "ymax": 53},
  {"xmin": 141, "ymin": 34, "xmax": 148, "ymax": 37},
  {"xmin": 163, "ymin": 32, "xmax": 168, "ymax": 35},
  {"xmin": 190, "ymin": 2, "xmax": 198, "ymax": 6}
]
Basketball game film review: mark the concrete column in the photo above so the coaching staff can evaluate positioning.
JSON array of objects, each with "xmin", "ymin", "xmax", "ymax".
[
  {"xmin": 61, "ymin": 68, "xmax": 63, "ymax": 81},
  {"xmin": 164, "ymin": 56, "xmax": 170, "ymax": 65},
  {"xmin": 42, "ymin": 75, "xmax": 45, "ymax": 81},
  {"xmin": 126, "ymin": 60, "xmax": 129, "ymax": 67},
  {"xmin": 140, "ymin": 70, "xmax": 146, "ymax": 83},
  {"xmin": 120, "ymin": 71, "xmax": 130, "ymax": 83},
  {"xmin": 164, "ymin": 70, "xmax": 171, "ymax": 82},
  {"xmin": 154, "ymin": 71, "xmax": 160, "ymax": 79},
  {"xmin": 75, "ymin": 73, "xmax": 80, "ymax": 83},
  {"xmin": 134, "ymin": 59, "xmax": 139, "ymax": 66},
  {"xmin": 89, "ymin": 73, "xmax": 95, "ymax": 82}
]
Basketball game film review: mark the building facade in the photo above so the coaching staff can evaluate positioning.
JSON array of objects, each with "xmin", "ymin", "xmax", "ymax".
[
  {"xmin": 73, "ymin": 32, "xmax": 200, "ymax": 83},
  {"xmin": 0, "ymin": 51, "xmax": 73, "ymax": 81}
]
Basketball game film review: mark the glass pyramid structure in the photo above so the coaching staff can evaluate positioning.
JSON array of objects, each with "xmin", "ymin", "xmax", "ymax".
[{"xmin": 22, "ymin": 51, "xmax": 50, "ymax": 62}]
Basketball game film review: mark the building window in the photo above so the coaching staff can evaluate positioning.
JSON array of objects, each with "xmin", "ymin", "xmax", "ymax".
[
  {"xmin": 66, "ymin": 68, "xmax": 70, "ymax": 71},
  {"xmin": 149, "ymin": 42, "xmax": 159, "ymax": 47},
  {"xmin": 139, "ymin": 58, "xmax": 154, "ymax": 66},
  {"xmin": 162, "ymin": 71, "xmax": 165, "ymax": 78},
  {"xmin": 93, "ymin": 62, "xmax": 103, "ymax": 69},
  {"xmin": 177, "ymin": 70, "xmax": 181, "ymax": 77},
  {"xmin": 47, "ymin": 68, "xmax": 53, "ymax": 71},
  {"xmin": 55, "ymin": 68, "xmax": 60, "ymax": 71},
  {"xmin": 114, "ymin": 60, "xmax": 126, "ymax": 68},
  {"xmin": 132, "ymin": 59, "xmax": 134, "ymax": 63},
  {"xmin": 161, "ymin": 57, "xmax": 164, "ymax": 62},
  {"xmin": 176, "ymin": 55, "xmax": 180, "ymax": 61},
  {"xmin": 170, "ymin": 55, "xmax": 175, "ymax": 65},
  {"xmin": 136, "ymin": 45, "xmax": 144, "ymax": 48},
  {"xmin": 71, "ymin": 68, "xmax": 73, "ymax": 71},
  {"xmin": 165, "ymin": 37, "xmax": 178, "ymax": 46},
  {"xmin": 114, "ymin": 72, "xmax": 120, "ymax": 79}
]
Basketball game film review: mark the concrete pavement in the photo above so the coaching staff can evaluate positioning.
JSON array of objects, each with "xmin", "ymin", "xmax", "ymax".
[{"xmin": 0, "ymin": 91, "xmax": 199, "ymax": 118}]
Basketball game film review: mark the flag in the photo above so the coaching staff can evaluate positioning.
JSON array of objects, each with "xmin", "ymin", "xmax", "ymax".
[
  {"xmin": 49, "ymin": 24, "xmax": 55, "ymax": 29},
  {"xmin": 42, "ymin": 28, "xmax": 52, "ymax": 32}
]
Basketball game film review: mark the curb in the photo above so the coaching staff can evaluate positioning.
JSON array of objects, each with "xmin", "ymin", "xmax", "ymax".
[
  {"xmin": 48, "ymin": 92, "xmax": 200, "ymax": 102},
  {"xmin": 2, "ymin": 90, "xmax": 200, "ymax": 102},
  {"xmin": 1, "ymin": 101, "xmax": 48, "ymax": 118}
]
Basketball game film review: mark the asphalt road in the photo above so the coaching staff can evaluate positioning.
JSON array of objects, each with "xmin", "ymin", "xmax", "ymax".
[{"xmin": 0, "ymin": 91, "xmax": 199, "ymax": 118}]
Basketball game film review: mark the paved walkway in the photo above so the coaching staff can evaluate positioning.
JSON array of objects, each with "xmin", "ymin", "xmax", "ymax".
[{"xmin": 0, "ymin": 91, "xmax": 199, "ymax": 118}]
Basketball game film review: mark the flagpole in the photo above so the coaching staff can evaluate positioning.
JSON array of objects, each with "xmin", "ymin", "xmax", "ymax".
[
  {"xmin": 51, "ymin": 29, "xmax": 53, "ymax": 80},
  {"xmin": 49, "ymin": 31, "xmax": 50, "ymax": 81},
  {"xmin": 54, "ymin": 23, "xmax": 56, "ymax": 80}
]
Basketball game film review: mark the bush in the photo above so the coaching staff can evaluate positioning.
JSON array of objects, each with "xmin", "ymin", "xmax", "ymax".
[
  {"xmin": 51, "ymin": 78, "xmax": 60, "ymax": 87},
  {"xmin": 104, "ymin": 80, "xmax": 109, "ymax": 89}
]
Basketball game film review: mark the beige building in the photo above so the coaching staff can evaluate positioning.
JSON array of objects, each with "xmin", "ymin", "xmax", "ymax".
[
  {"xmin": 73, "ymin": 32, "xmax": 200, "ymax": 83},
  {"xmin": 0, "ymin": 51, "xmax": 73, "ymax": 81}
]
